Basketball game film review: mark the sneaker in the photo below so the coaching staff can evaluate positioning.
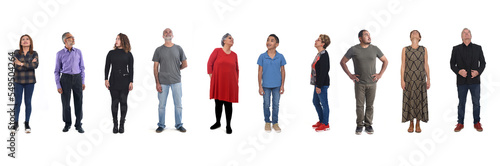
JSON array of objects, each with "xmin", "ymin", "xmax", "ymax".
[
  {"xmin": 315, "ymin": 123, "xmax": 330, "ymax": 132},
  {"xmin": 62, "ymin": 125, "xmax": 70, "ymax": 132},
  {"xmin": 265, "ymin": 123, "xmax": 271, "ymax": 133},
  {"xmin": 474, "ymin": 122, "xmax": 483, "ymax": 132},
  {"xmin": 454, "ymin": 123, "xmax": 464, "ymax": 132},
  {"xmin": 355, "ymin": 126, "xmax": 363, "ymax": 135},
  {"xmin": 365, "ymin": 126, "xmax": 374, "ymax": 135},
  {"xmin": 312, "ymin": 121, "xmax": 321, "ymax": 129},
  {"xmin": 210, "ymin": 122, "xmax": 221, "ymax": 130},
  {"xmin": 177, "ymin": 126, "xmax": 187, "ymax": 133},
  {"xmin": 12, "ymin": 121, "xmax": 19, "ymax": 132},
  {"xmin": 273, "ymin": 123, "xmax": 281, "ymax": 133},
  {"xmin": 156, "ymin": 127, "xmax": 164, "ymax": 133},
  {"xmin": 76, "ymin": 127, "xmax": 85, "ymax": 133},
  {"xmin": 24, "ymin": 122, "xmax": 31, "ymax": 134}
]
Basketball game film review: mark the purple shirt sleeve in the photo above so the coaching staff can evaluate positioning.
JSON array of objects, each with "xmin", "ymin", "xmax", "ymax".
[
  {"xmin": 79, "ymin": 49, "xmax": 85, "ymax": 85},
  {"xmin": 54, "ymin": 51, "xmax": 62, "ymax": 89}
]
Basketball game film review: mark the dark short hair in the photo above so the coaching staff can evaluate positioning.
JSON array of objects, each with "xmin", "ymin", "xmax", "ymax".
[
  {"xmin": 358, "ymin": 30, "xmax": 368, "ymax": 38},
  {"xmin": 268, "ymin": 34, "xmax": 279, "ymax": 43}
]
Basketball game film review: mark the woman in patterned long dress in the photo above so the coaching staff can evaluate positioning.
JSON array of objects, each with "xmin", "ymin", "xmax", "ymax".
[{"xmin": 401, "ymin": 30, "xmax": 430, "ymax": 133}]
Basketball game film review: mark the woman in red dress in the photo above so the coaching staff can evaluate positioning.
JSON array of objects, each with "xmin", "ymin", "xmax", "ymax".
[{"xmin": 207, "ymin": 33, "xmax": 239, "ymax": 134}]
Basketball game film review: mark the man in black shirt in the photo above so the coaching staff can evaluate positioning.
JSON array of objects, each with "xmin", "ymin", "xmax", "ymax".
[{"xmin": 450, "ymin": 28, "xmax": 486, "ymax": 132}]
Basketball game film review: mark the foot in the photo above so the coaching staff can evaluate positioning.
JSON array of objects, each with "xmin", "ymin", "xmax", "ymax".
[
  {"xmin": 24, "ymin": 122, "xmax": 31, "ymax": 134},
  {"xmin": 226, "ymin": 126, "xmax": 232, "ymax": 134},
  {"xmin": 12, "ymin": 121, "xmax": 19, "ymax": 132},
  {"xmin": 408, "ymin": 122, "xmax": 414, "ymax": 133},
  {"xmin": 177, "ymin": 126, "xmax": 187, "ymax": 133},
  {"xmin": 315, "ymin": 123, "xmax": 330, "ymax": 132},
  {"xmin": 119, "ymin": 124, "xmax": 125, "ymax": 134},
  {"xmin": 355, "ymin": 126, "xmax": 363, "ymax": 135},
  {"xmin": 210, "ymin": 122, "xmax": 221, "ymax": 130},
  {"xmin": 76, "ymin": 127, "xmax": 85, "ymax": 133},
  {"xmin": 156, "ymin": 127, "xmax": 164, "ymax": 133},
  {"xmin": 312, "ymin": 121, "xmax": 321, "ymax": 129},
  {"xmin": 474, "ymin": 122, "xmax": 483, "ymax": 132},
  {"xmin": 113, "ymin": 126, "xmax": 118, "ymax": 134},
  {"xmin": 62, "ymin": 125, "xmax": 70, "ymax": 132},
  {"xmin": 273, "ymin": 123, "xmax": 282, "ymax": 133},
  {"xmin": 365, "ymin": 126, "xmax": 374, "ymax": 135},
  {"xmin": 415, "ymin": 123, "xmax": 422, "ymax": 133},
  {"xmin": 454, "ymin": 123, "xmax": 464, "ymax": 132},
  {"xmin": 265, "ymin": 123, "xmax": 271, "ymax": 133}
]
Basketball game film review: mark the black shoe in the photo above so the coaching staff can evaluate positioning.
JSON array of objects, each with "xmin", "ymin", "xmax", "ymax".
[
  {"xmin": 365, "ymin": 126, "xmax": 374, "ymax": 135},
  {"xmin": 355, "ymin": 126, "xmax": 363, "ymax": 135},
  {"xmin": 155, "ymin": 127, "xmax": 164, "ymax": 133},
  {"xmin": 118, "ymin": 121, "xmax": 125, "ymax": 134},
  {"xmin": 24, "ymin": 122, "xmax": 31, "ymax": 133},
  {"xmin": 210, "ymin": 122, "xmax": 221, "ymax": 130},
  {"xmin": 62, "ymin": 125, "xmax": 70, "ymax": 132},
  {"xmin": 113, "ymin": 120, "xmax": 118, "ymax": 134},
  {"xmin": 12, "ymin": 121, "xmax": 19, "ymax": 132},
  {"xmin": 177, "ymin": 126, "xmax": 187, "ymax": 133},
  {"xmin": 76, "ymin": 127, "xmax": 85, "ymax": 133},
  {"xmin": 226, "ymin": 126, "xmax": 232, "ymax": 134}
]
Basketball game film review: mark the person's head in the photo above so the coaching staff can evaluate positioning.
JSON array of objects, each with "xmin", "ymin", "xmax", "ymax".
[
  {"xmin": 358, "ymin": 30, "xmax": 371, "ymax": 44},
  {"xmin": 62, "ymin": 32, "xmax": 74, "ymax": 47},
  {"xmin": 221, "ymin": 33, "xmax": 233, "ymax": 47},
  {"xmin": 461, "ymin": 28, "xmax": 472, "ymax": 43},
  {"xmin": 315, "ymin": 34, "xmax": 330, "ymax": 49},
  {"xmin": 163, "ymin": 28, "xmax": 173, "ymax": 41},
  {"xmin": 115, "ymin": 33, "xmax": 131, "ymax": 53},
  {"xmin": 19, "ymin": 34, "xmax": 34, "ymax": 54},
  {"xmin": 266, "ymin": 34, "xmax": 279, "ymax": 50},
  {"xmin": 410, "ymin": 30, "xmax": 421, "ymax": 42}
]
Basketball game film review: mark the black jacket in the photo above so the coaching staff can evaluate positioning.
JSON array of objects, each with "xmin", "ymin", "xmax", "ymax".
[
  {"xmin": 315, "ymin": 50, "xmax": 330, "ymax": 88},
  {"xmin": 450, "ymin": 43, "xmax": 486, "ymax": 85}
]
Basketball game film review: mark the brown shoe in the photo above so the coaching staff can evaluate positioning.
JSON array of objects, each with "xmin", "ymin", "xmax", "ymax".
[
  {"xmin": 474, "ymin": 122, "xmax": 483, "ymax": 132},
  {"xmin": 408, "ymin": 122, "xmax": 414, "ymax": 133},
  {"xmin": 454, "ymin": 123, "xmax": 464, "ymax": 132},
  {"xmin": 415, "ymin": 123, "xmax": 421, "ymax": 133},
  {"xmin": 273, "ymin": 123, "xmax": 281, "ymax": 133},
  {"xmin": 265, "ymin": 123, "xmax": 271, "ymax": 133}
]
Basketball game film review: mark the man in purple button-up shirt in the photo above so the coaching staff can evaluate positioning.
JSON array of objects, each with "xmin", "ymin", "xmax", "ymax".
[{"xmin": 55, "ymin": 32, "xmax": 86, "ymax": 133}]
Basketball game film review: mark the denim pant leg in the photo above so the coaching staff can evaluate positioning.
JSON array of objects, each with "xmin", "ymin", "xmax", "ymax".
[
  {"xmin": 171, "ymin": 83, "xmax": 183, "ymax": 129},
  {"xmin": 24, "ymin": 83, "xmax": 35, "ymax": 122},
  {"xmin": 60, "ymin": 75, "xmax": 72, "ymax": 126},
  {"xmin": 318, "ymin": 86, "xmax": 330, "ymax": 125},
  {"xmin": 263, "ymin": 87, "xmax": 272, "ymax": 123},
  {"xmin": 470, "ymin": 84, "xmax": 481, "ymax": 124},
  {"xmin": 157, "ymin": 84, "xmax": 169, "ymax": 128},
  {"xmin": 313, "ymin": 87, "xmax": 323, "ymax": 124},
  {"xmin": 72, "ymin": 76, "xmax": 83, "ymax": 128},
  {"xmin": 14, "ymin": 83, "xmax": 24, "ymax": 122},
  {"xmin": 271, "ymin": 87, "xmax": 281, "ymax": 124},
  {"xmin": 457, "ymin": 85, "xmax": 468, "ymax": 124}
]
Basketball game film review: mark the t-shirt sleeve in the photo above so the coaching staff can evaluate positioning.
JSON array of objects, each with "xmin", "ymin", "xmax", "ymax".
[
  {"xmin": 178, "ymin": 46, "xmax": 187, "ymax": 61},
  {"xmin": 152, "ymin": 48, "xmax": 160, "ymax": 62},
  {"xmin": 375, "ymin": 46, "xmax": 384, "ymax": 58},
  {"xmin": 257, "ymin": 54, "xmax": 264, "ymax": 66},
  {"xmin": 281, "ymin": 54, "xmax": 287, "ymax": 66},
  {"xmin": 344, "ymin": 47, "xmax": 354, "ymax": 59}
]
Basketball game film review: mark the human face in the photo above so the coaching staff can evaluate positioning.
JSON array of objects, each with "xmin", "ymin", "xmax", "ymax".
[
  {"xmin": 266, "ymin": 36, "xmax": 278, "ymax": 50},
  {"xmin": 410, "ymin": 31, "xmax": 421, "ymax": 42},
  {"xmin": 360, "ymin": 31, "xmax": 371, "ymax": 44},
  {"xmin": 224, "ymin": 35, "xmax": 234, "ymax": 47},
  {"xmin": 115, "ymin": 35, "xmax": 121, "ymax": 48},
  {"xmin": 64, "ymin": 33, "xmax": 75, "ymax": 46},
  {"xmin": 163, "ymin": 28, "xmax": 173, "ymax": 40},
  {"xmin": 461, "ymin": 29, "xmax": 472, "ymax": 42},
  {"xmin": 314, "ymin": 37, "xmax": 324, "ymax": 49},
  {"xmin": 21, "ymin": 36, "xmax": 31, "ymax": 47}
]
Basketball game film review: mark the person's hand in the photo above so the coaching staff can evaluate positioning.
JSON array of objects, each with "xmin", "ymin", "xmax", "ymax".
[
  {"xmin": 372, "ymin": 73, "xmax": 382, "ymax": 82},
  {"xmin": 458, "ymin": 69, "xmax": 467, "ymax": 78},
  {"xmin": 259, "ymin": 87, "xmax": 264, "ymax": 96},
  {"xmin": 316, "ymin": 87, "xmax": 321, "ymax": 94},
  {"xmin": 280, "ymin": 86, "xmax": 284, "ymax": 94},
  {"xmin": 14, "ymin": 58, "xmax": 23, "ymax": 66},
  {"xmin": 209, "ymin": 74, "xmax": 212, "ymax": 78},
  {"xmin": 82, "ymin": 84, "xmax": 86, "ymax": 90},
  {"xmin": 401, "ymin": 80, "xmax": 406, "ymax": 90},
  {"xmin": 471, "ymin": 70, "xmax": 479, "ymax": 78},
  {"xmin": 349, "ymin": 74, "xmax": 360, "ymax": 83},
  {"xmin": 57, "ymin": 88, "xmax": 63, "ymax": 94},
  {"xmin": 32, "ymin": 58, "xmax": 37, "ymax": 63},
  {"xmin": 156, "ymin": 83, "xmax": 162, "ymax": 93},
  {"xmin": 129, "ymin": 82, "xmax": 133, "ymax": 91},
  {"xmin": 105, "ymin": 80, "xmax": 110, "ymax": 89},
  {"xmin": 426, "ymin": 81, "xmax": 431, "ymax": 90}
]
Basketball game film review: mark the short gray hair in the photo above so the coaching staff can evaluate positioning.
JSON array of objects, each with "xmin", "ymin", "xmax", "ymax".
[
  {"xmin": 221, "ymin": 33, "xmax": 231, "ymax": 47},
  {"xmin": 62, "ymin": 32, "xmax": 70, "ymax": 44},
  {"xmin": 462, "ymin": 28, "xmax": 471, "ymax": 34}
]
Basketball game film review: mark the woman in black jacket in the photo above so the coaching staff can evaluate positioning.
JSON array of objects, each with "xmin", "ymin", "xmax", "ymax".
[
  {"xmin": 105, "ymin": 33, "xmax": 134, "ymax": 134},
  {"xmin": 310, "ymin": 34, "xmax": 331, "ymax": 132}
]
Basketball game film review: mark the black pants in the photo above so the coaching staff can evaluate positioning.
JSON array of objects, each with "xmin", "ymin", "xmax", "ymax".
[
  {"xmin": 60, "ymin": 73, "xmax": 83, "ymax": 128},
  {"xmin": 215, "ymin": 99, "xmax": 232, "ymax": 126},
  {"xmin": 110, "ymin": 89, "xmax": 129, "ymax": 123}
]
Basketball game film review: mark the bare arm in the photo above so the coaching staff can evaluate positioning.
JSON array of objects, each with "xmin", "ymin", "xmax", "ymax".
[
  {"xmin": 401, "ymin": 48, "xmax": 406, "ymax": 90},
  {"xmin": 154, "ymin": 62, "xmax": 162, "ymax": 92},
  {"xmin": 180, "ymin": 60, "xmax": 187, "ymax": 70},
  {"xmin": 372, "ymin": 55, "xmax": 388, "ymax": 81},
  {"xmin": 258, "ymin": 65, "xmax": 263, "ymax": 95},
  {"xmin": 340, "ymin": 56, "xmax": 359, "ymax": 82},
  {"xmin": 424, "ymin": 48, "xmax": 430, "ymax": 89},
  {"xmin": 280, "ymin": 66, "xmax": 285, "ymax": 94}
]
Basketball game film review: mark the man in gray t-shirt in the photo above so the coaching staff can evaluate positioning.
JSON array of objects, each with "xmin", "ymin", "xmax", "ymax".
[
  {"xmin": 340, "ymin": 30, "xmax": 389, "ymax": 135},
  {"xmin": 152, "ymin": 28, "xmax": 188, "ymax": 133}
]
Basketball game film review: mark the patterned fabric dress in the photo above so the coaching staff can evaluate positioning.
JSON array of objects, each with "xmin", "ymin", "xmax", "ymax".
[{"xmin": 402, "ymin": 46, "xmax": 429, "ymax": 122}]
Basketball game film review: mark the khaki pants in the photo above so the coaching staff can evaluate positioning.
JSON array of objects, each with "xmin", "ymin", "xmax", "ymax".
[{"xmin": 355, "ymin": 83, "xmax": 377, "ymax": 127}]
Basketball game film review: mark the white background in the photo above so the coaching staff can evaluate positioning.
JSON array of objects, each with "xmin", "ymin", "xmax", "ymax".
[{"xmin": 1, "ymin": 0, "xmax": 499, "ymax": 165}]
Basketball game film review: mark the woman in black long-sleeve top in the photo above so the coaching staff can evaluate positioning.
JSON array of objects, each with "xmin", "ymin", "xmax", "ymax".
[
  {"xmin": 105, "ymin": 33, "xmax": 134, "ymax": 134},
  {"xmin": 310, "ymin": 34, "xmax": 331, "ymax": 132}
]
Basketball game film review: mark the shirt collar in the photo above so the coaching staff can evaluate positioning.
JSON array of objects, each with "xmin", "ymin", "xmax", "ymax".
[{"xmin": 64, "ymin": 47, "xmax": 75, "ymax": 53}]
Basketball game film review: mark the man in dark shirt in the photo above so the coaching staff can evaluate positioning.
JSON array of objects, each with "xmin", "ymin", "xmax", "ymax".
[{"xmin": 450, "ymin": 28, "xmax": 486, "ymax": 132}]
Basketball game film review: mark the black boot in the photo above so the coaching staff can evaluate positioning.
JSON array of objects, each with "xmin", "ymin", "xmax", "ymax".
[
  {"xmin": 12, "ymin": 121, "xmax": 19, "ymax": 132},
  {"xmin": 24, "ymin": 121, "xmax": 31, "ymax": 133},
  {"xmin": 119, "ymin": 119, "xmax": 125, "ymax": 134},
  {"xmin": 113, "ymin": 119, "xmax": 118, "ymax": 134}
]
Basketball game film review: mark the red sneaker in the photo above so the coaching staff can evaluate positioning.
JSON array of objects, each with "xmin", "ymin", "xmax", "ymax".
[
  {"xmin": 454, "ymin": 123, "xmax": 464, "ymax": 132},
  {"xmin": 474, "ymin": 122, "xmax": 483, "ymax": 132},
  {"xmin": 315, "ymin": 123, "xmax": 330, "ymax": 132},
  {"xmin": 312, "ymin": 121, "xmax": 321, "ymax": 129}
]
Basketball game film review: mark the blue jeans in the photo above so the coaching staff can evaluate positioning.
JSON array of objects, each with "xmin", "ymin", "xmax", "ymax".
[
  {"xmin": 263, "ymin": 87, "xmax": 281, "ymax": 124},
  {"xmin": 14, "ymin": 83, "xmax": 35, "ymax": 122},
  {"xmin": 313, "ymin": 86, "xmax": 329, "ymax": 125},
  {"xmin": 457, "ymin": 84, "xmax": 481, "ymax": 124},
  {"xmin": 158, "ymin": 83, "xmax": 183, "ymax": 129}
]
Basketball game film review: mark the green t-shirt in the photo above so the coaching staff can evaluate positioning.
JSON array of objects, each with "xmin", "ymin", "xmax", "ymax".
[{"xmin": 344, "ymin": 44, "xmax": 384, "ymax": 84}]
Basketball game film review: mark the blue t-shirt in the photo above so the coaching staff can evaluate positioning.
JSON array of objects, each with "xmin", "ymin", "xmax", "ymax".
[{"xmin": 257, "ymin": 51, "xmax": 287, "ymax": 88}]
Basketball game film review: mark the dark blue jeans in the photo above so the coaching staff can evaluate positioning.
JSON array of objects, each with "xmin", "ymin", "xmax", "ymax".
[
  {"xmin": 60, "ymin": 74, "xmax": 83, "ymax": 128},
  {"xmin": 313, "ymin": 86, "xmax": 330, "ymax": 125},
  {"xmin": 263, "ymin": 87, "xmax": 281, "ymax": 124},
  {"xmin": 14, "ymin": 83, "xmax": 35, "ymax": 122},
  {"xmin": 457, "ymin": 84, "xmax": 480, "ymax": 124}
]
